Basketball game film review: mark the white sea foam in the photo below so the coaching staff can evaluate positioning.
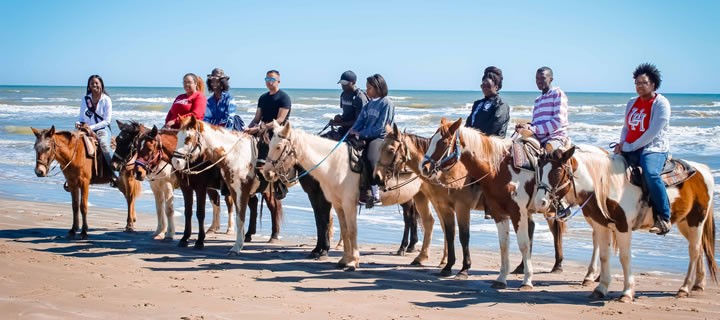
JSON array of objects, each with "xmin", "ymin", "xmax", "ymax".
[
  {"xmin": 388, "ymin": 96, "xmax": 411, "ymax": 101},
  {"xmin": 298, "ymin": 97, "xmax": 335, "ymax": 101},
  {"xmin": 22, "ymin": 97, "xmax": 76, "ymax": 102},
  {"xmin": 116, "ymin": 97, "xmax": 174, "ymax": 103},
  {"xmin": 676, "ymin": 109, "xmax": 720, "ymax": 118},
  {"xmin": 230, "ymin": 99, "xmax": 252, "ymax": 105}
]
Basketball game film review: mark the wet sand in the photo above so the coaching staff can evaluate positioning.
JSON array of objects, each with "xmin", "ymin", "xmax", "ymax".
[{"xmin": 0, "ymin": 197, "xmax": 718, "ymax": 319}]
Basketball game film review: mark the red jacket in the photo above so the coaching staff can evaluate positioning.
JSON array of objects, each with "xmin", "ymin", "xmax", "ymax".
[{"xmin": 165, "ymin": 91, "xmax": 207, "ymax": 128}]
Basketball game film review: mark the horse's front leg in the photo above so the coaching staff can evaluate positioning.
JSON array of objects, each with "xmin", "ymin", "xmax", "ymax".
[
  {"xmin": 515, "ymin": 214, "xmax": 534, "ymax": 290},
  {"xmin": 229, "ymin": 182, "xmax": 252, "ymax": 255},
  {"xmin": 68, "ymin": 185, "xmax": 80, "ymax": 239},
  {"xmin": 590, "ymin": 227, "xmax": 612, "ymax": 299},
  {"xmin": 334, "ymin": 204, "xmax": 349, "ymax": 269},
  {"xmin": 194, "ymin": 187, "xmax": 207, "ymax": 249},
  {"xmin": 151, "ymin": 182, "xmax": 167, "ymax": 239},
  {"xmin": 492, "ymin": 218, "xmax": 511, "ymax": 289},
  {"xmin": 456, "ymin": 205, "xmax": 472, "ymax": 280},
  {"xmin": 410, "ymin": 194, "xmax": 433, "ymax": 266},
  {"xmin": 163, "ymin": 185, "xmax": 175, "ymax": 241},
  {"xmin": 615, "ymin": 231, "xmax": 635, "ymax": 302},
  {"xmin": 244, "ymin": 195, "xmax": 258, "ymax": 242},
  {"xmin": 79, "ymin": 182, "xmax": 90, "ymax": 240},
  {"xmin": 342, "ymin": 200, "xmax": 360, "ymax": 270},
  {"xmin": 206, "ymin": 189, "xmax": 221, "ymax": 234},
  {"xmin": 179, "ymin": 185, "xmax": 193, "ymax": 247},
  {"xmin": 582, "ymin": 220, "xmax": 600, "ymax": 286},
  {"xmin": 264, "ymin": 189, "xmax": 283, "ymax": 243},
  {"xmin": 549, "ymin": 220, "xmax": 565, "ymax": 273}
]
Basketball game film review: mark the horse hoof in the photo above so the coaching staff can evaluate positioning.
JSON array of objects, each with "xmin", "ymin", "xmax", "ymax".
[
  {"xmin": 550, "ymin": 266, "xmax": 563, "ymax": 274},
  {"xmin": 691, "ymin": 286, "xmax": 704, "ymax": 292},
  {"xmin": 226, "ymin": 229, "xmax": 235, "ymax": 235},
  {"xmin": 178, "ymin": 240, "xmax": 189, "ymax": 248},
  {"xmin": 406, "ymin": 246, "xmax": 417, "ymax": 253},
  {"xmin": 455, "ymin": 272, "xmax": 469, "ymax": 280},
  {"xmin": 244, "ymin": 236, "xmax": 252, "ymax": 243},
  {"xmin": 153, "ymin": 234, "xmax": 164, "ymax": 240},
  {"xmin": 124, "ymin": 227, "xmax": 135, "ymax": 233},
  {"xmin": 162, "ymin": 237, "xmax": 173, "ymax": 242},
  {"xmin": 67, "ymin": 232, "xmax": 76, "ymax": 239},
  {"xmin": 80, "ymin": 234, "xmax": 88, "ymax": 240},
  {"xmin": 267, "ymin": 238, "xmax": 280, "ymax": 244},
  {"xmin": 226, "ymin": 250, "xmax": 241, "ymax": 256},
  {"xmin": 519, "ymin": 284, "xmax": 533, "ymax": 291},
  {"xmin": 491, "ymin": 281, "xmax": 506, "ymax": 289},
  {"xmin": 335, "ymin": 262, "xmax": 347, "ymax": 269},
  {"xmin": 345, "ymin": 266, "xmax": 356, "ymax": 272},
  {"xmin": 438, "ymin": 269, "xmax": 452, "ymax": 277},
  {"xmin": 675, "ymin": 290, "xmax": 689, "ymax": 298},
  {"xmin": 206, "ymin": 229, "xmax": 216, "ymax": 235},
  {"xmin": 437, "ymin": 263, "xmax": 447, "ymax": 269},
  {"xmin": 618, "ymin": 295, "xmax": 633, "ymax": 303},
  {"xmin": 581, "ymin": 279, "xmax": 595, "ymax": 287},
  {"xmin": 410, "ymin": 259, "xmax": 423, "ymax": 266},
  {"xmin": 396, "ymin": 249, "xmax": 406, "ymax": 256},
  {"xmin": 589, "ymin": 290, "xmax": 605, "ymax": 299},
  {"xmin": 193, "ymin": 242, "xmax": 204, "ymax": 250}
]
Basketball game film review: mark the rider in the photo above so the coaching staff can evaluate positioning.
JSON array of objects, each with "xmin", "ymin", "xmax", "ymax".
[
  {"xmin": 244, "ymin": 70, "xmax": 291, "ymax": 165},
  {"xmin": 326, "ymin": 70, "xmax": 368, "ymax": 140},
  {"xmin": 204, "ymin": 68, "xmax": 245, "ymax": 131},
  {"xmin": 614, "ymin": 63, "xmax": 672, "ymax": 235},
  {"xmin": 165, "ymin": 73, "xmax": 207, "ymax": 128},
  {"xmin": 348, "ymin": 74, "xmax": 395, "ymax": 208},
  {"xmin": 465, "ymin": 66, "xmax": 510, "ymax": 219},
  {"xmin": 76, "ymin": 74, "xmax": 117, "ymax": 188}
]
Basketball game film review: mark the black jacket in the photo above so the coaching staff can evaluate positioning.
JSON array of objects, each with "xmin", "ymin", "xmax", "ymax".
[{"xmin": 465, "ymin": 94, "xmax": 510, "ymax": 138}]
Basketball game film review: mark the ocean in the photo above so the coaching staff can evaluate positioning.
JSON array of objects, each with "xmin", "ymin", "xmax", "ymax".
[{"xmin": 1, "ymin": 85, "xmax": 719, "ymax": 274}]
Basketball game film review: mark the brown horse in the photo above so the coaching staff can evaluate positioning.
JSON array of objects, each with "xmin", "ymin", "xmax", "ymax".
[
  {"xmin": 32, "ymin": 126, "xmax": 141, "ymax": 239},
  {"xmin": 533, "ymin": 145, "xmax": 717, "ymax": 301},
  {"xmin": 420, "ymin": 118, "xmax": 567, "ymax": 289}
]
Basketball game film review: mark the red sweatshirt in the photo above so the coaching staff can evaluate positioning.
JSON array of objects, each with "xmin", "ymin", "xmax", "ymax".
[{"xmin": 165, "ymin": 91, "xmax": 207, "ymax": 128}]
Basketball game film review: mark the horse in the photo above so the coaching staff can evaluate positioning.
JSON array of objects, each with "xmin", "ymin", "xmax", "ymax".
[
  {"xmin": 419, "ymin": 118, "xmax": 569, "ymax": 290},
  {"xmin": 532, "ymin": 144, "xmax": 717, "ymax": 301},
  {"xmin": 31, "ymin": 126, "xmax": 142, "ymax": 239},
  {"xmin": 263, "ymin": 120, "xmax": 435, "ymax": 270}
]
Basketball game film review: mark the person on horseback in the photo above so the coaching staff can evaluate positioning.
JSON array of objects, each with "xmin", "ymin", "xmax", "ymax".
[
  {"xmin": 348, "ymin": 74, "xmax": 395, "ymax": 208},
  {"xmin": 165, "ymin": 73, "xmax": 207, "ymax": 128},
  {"xmin": 244, "ymin": 70, "xmax": 291, "ymax": 165},
  {"xmin": 325, "ymin": 70, "xmax": 368, "ymax": 140},
  {"xmin": 204, "ymin": 68, "xmax": 245, "ymax": 131},
  {"xmin": 76, "ymin": 75, "xmax": 117, "ymax": 187},
  {"xmin": 614, "ymin": 63, "xmax": 672, "ymax": 235}
]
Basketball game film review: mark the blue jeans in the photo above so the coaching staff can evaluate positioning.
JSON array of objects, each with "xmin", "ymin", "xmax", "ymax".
[
  {"xmin": 94, "ymin": 127, "xmax": 114, "ymax": 168},
  {"xmin": 623, "ymin": 149, "xmax": 671, "ymax": 222}
]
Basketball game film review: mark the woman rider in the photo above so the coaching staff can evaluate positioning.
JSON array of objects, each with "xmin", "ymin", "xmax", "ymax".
[
  {"xmin": 204, "ymin": 68, "xmax": 245, "ymax": 131},
  {"xmin": 76, "ymin": 74, "xmax": 116, "ymax": 188},
  {"xmin": 165, "ymin": 73, "xmax": 207, "ymax": 128}
]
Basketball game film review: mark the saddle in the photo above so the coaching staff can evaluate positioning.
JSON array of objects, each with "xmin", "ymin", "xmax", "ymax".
[
  {"xmin": 511, "ymin": 136, "xmax": 542, "ymax": 171},
  {"xmin": 346, "ymin": 138, "xmax": 365, "ymax": 174},
  {"xmin": 628, "ymin": 156, "xmax": 696, "ymax": 192},
  {"xmin": 78, "ymin": 129, "xmax": 115, "ymax": 180}
]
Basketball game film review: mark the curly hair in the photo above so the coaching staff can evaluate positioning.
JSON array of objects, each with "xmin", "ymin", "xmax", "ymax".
[
  {"xmin": 482, "ymin": 66, "xmax": 503, "ymax": 90},
  {"xmin": 206, "ymin": 77, "xmax": 230, "ymax": 92},
  {"xmin": 633, "ymin": 63, "xmax": 661, "ymax": 90}
]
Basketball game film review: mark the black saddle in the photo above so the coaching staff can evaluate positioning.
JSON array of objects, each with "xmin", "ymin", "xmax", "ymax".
[
  {"xmin": 628, "ymin": 157, "xmax": 696, "ymax": 201},
  {"xmin": 346, "ymin": 137, "xmax": 365, "ymax": 174}
]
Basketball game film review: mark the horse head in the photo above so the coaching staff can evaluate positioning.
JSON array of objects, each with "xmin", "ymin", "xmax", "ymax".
[
  {"xmin": 533, "ymin": 145, "xmax": 576, "ymax": 212},
  {"xmin": 135, "ymin": 125, "xmax": 164, "ymax": 180},
  {"xmin": 374, "ymin": 123, "xmax": 407, "ymax": 187},
  {"xmin": 112, "ymin": 120, "xmax": 143, "ymax": 172},
  {"xmin": 171, "ymin": 114, "xmax": 206, "ymax": 173},
  {"xmin": 31, "ymin": 126, "xmax": 56, "ymax": 177},
  {"xmin": 263, "ymin": 120, "xmax": 297, "ymax": 183},
  {"xmin": 420, "ymin": 117, "xmax": 463, "ymax": 180}
]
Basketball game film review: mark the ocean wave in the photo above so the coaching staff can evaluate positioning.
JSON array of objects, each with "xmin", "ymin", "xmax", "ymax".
[
  {"xmin": 136, "ymin": 104, "xmax": 168, "ymax": 111},
  {"xmin": 22, "ymin": 97, "xmax": 76, "ymax": 102},
  {"xmin": 677, "ymin": 109, "xmax": 720, "ymax": 118},
  {"xmin": 298, "ymin": 97, "xmax": 335, "ymax": 101},
  {"xmin": 116, "ymin": 97, "xmax": 174, "ymax": 103},
  {"xmin": 230, "ymin": 99, "xmax": 252, "ymax": 105},
  {"xmin": 291, "ymin": 103, "xmax": 336, "ymax": 110},
  {"xmin": 0, "ymin": 104, "xmax": 77, "ymax": 116},
  {"xmin": 0, "ymin": 138, "xmax": 33, "ymax": 145},
  {"xmin": 388, "ymin": 96, "xmax": 411, "ymax": 101},
  {"xmin": 1, "ymin": 126, "xmax": 35, "ymax": 135}
]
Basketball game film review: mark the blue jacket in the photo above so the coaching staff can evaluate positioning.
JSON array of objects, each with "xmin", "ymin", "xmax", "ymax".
[
  {"xmin": 204, "ymin": 92, "xmax": 245, "ymax": 131},
  {"xmin": 351, "ymin": 96, "xmax": 395, "ymax": 140}
]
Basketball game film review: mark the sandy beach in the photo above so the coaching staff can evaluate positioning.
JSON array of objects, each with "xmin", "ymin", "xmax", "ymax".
[{"xmin": 0, "ymin": 197, "xmax": 717, "ymax": 319}]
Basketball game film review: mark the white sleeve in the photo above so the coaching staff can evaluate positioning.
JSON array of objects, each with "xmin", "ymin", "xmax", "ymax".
[{"xmin": 89, "ymin": 96, "xmax": 112, "ymax": 131}]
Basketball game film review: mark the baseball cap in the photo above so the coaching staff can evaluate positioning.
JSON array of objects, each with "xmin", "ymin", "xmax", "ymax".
[{"xmin": 337, "ymin": 70, "xmax": 357, "ymax": 84}]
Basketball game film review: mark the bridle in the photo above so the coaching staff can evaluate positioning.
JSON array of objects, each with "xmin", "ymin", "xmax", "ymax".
[
  {"xmin": 422, "ymin": 129, "xmax": 461, "ymax": 177},
  {"xmin": 266, "ymin": 133, "xmax": 299, "ymax": 184},
  {"xmin": 112, "ymin": 132, "xmax": 139, "ymax": 170},
  {"xmin": 36, "ymin": 132, "xmax": 80, "ymax": 177},
  {"xmin": 536, "ymin": 155, "xmax": 578, "ymax": 214},
  {"xmin": 376, "ymin": 135, "xmax": 417, "ymax": 192},
  {"xmin": 136, "ymin": 133, "xmax": 166, "ymax": 172}
]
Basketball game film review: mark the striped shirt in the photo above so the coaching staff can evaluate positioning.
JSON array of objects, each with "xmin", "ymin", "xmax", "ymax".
[{"xmin": 531, "ymin": 87, "xmax": 569, "ymax": 144}]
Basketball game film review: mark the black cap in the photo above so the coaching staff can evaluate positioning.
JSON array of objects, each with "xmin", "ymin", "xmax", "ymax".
[{"xmin": 338, "ymin": 70, "xmax": 357, "ymax": 84}]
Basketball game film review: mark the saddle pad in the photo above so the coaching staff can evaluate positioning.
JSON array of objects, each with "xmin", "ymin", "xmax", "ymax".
[
  {"xmin": 348, "ymin": 144, "xmax": 363, "ymax": 174},
  {"xmin": 83, "ymin": 135, "xmax": 96, "ymax": 158},
  {"xmin": 512, "ymin": 141, "xmax": 538, "ymax": 171},
  {"xmin": 661, "ymin": 158, "xmax": 696, "ymax": 186}
]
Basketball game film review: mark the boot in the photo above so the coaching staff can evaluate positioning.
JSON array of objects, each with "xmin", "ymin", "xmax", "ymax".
[{"xmin": 649, "ymin": 218, "xmax": 670, "ymax": 235}]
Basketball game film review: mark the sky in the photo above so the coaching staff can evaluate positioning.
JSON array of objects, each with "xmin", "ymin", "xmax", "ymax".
[{"xmin": 1, "ymin": 0, "xmax": 719, "ymax": 93}]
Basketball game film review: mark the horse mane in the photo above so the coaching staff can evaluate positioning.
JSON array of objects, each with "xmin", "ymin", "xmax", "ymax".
[
  {"xmin": 573, "ymin": 145, "xmax": 625, "ymax": 218},
  {"xmin": 404, "ymin": 132, "xmax": 430, "ymax": 153},
  {"xmin": 457, "ymin": 126, "xmax": 510, "ymax": 174}
]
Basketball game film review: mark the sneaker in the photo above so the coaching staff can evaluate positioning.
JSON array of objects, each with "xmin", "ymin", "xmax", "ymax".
[{"xmin": 649, "ymin": 219, "xmax": 670, "ymax": 235}]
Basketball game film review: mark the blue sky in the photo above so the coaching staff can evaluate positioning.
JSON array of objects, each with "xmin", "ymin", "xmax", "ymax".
[{"xmin": 1, "ymin": 0, "xmax": 718, "ymax": 93}]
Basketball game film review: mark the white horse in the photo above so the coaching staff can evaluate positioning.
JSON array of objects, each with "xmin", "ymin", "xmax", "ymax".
[
  {"xmin": 264, "ymin": 120, "xmax": 433, "ymax": 270},
  {"xmin": 532, "ymin": 145, "xmax": 717, "ymax": 301},
  {"xmin": 171, "ymin": 115, "xmax": 258, "ymax": 255}
]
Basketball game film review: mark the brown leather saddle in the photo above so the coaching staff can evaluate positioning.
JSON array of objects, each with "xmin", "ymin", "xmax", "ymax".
[
  {"xmin": 512, "ymin": 137, "xmax": 543, "ymax": 171},
  {"xmin": 78, "ymin": 128, "xmax": 117, "ymax": 181},
  {"xmin": 629, "ymin": 156, "xmax": 696, "ymax": 190}
]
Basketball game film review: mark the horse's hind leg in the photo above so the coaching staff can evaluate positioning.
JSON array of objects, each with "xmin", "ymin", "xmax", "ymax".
[
  {"xmin": 512, "ymin": 217, "xmax": 535, "ymax": 274},
  {"xmin": 244, "ymin": 195, "xmax": 258, "ymax": 242},
  {"xmin": 225, "ymin": 194, "xmax": 235, "ymax": 235},
  {"xmin": 179, "ymin": 186, "xmax": 193, "ymax": 247},
  {"xmin": 206, "ymin": 189, "xmax": 221, "ymax": 234},
  {"xmin": 194, "ymin": 187, "xmax": 207, "ymax": 249},
  {"xmin": 676, "ymin": 219, "xmax": 702, "ymax": 297},
  {"xmin": 264, "ymin": 190, "xmax": 283, "ymax": 243},
  {"xmin": 549, "ymin": 220, "xmax": 565, "ymax": 273},
  {"xmin": 615, "ymin": 231, "xmax": 634, "ymax": 302},
  {"xmin": 68, "ymin": 186, "xmax": 80, "ymax": 239},
  {"xmin": 79, "ymin": 183, "xmax": 90, "ymax": 240},
  {"xmin": 398, "ymin": 201, "xmax": 412, "ymax": 256}
]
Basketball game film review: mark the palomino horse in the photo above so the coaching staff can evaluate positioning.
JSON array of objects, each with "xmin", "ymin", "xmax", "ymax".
[
  {"xmin": 420, "ymin": 118, "xmax": 568, "ymax": 289},
  {"xmin": 264, "ymin": 120, "xmax": 434, "ymax": 270},
  {"xmin": 32, "ymin": 126, "xmax": 141, "ymax": 239},
  {"xmin": 532, "ymin": 145, "xmax": 717, "ymax": 301},
  {"xmin": 113, "ymin": 120, "xmax": 238, "ymax": 240}
]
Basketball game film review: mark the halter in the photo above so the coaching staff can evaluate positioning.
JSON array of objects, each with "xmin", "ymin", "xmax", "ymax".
[
  {"xmin": 376, "ymin": 135, "xmax": 418, "ymax": 192},
  {"xmin": 36, "ymin": 132, "xmax": 81, "ymax": 177},
  {"xmin": 536, "ymin": 155, "xmax": 583, "ymax": 221},
  {"xmin": 136, "ymin": 133, "xmax": 166, "ymax": 171},
  {"xmin": 266, "ymin": 133, "xmax": 300, "ymax": 184},
  {"xmin": 112, "ymin": 133, "xmax": 139, "ymax": 170},
  {"xmin": 423, "ymin": 129, "xmax": 461, "ymax": 176}
]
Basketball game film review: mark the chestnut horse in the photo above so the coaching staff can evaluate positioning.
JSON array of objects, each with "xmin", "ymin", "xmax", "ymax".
[
  {"xmin": 32, "ymin": 126, "xmax": 141, "ymax": 239},
  {"xmin": 420, "ymin": 118, "xmax": 568, "ymax": 290},
  {"xmin": 533, "ymin": 145, "xmax": 717, "ymax": 301}
]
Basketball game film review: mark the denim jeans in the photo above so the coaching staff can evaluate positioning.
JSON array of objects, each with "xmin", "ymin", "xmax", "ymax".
[
  {"xmin": 623, "ymin": 149, "xmax": 671, "ymax": 222},
  {"xmin": 94, "ymin": 127, "xmax": 114, "ymax": 168}
]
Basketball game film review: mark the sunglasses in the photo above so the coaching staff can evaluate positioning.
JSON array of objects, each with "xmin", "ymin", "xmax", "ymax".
[
  {"xmin": 264, "ymin": 77, "xmax": 278, "ymax": 83},
  {"xmin": 338, "ymin": 80, "xmax": 351, "ymax": 86}
]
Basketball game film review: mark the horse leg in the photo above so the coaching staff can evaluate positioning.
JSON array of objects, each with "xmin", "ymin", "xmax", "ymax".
[
  {"xmin": 615, "ymin": 231, "xmax": 635, "ymax": 302},
  {"xmin": 407, "ymin": 202, "xmax": 419, "ymax": 253},
  {"xmin": 549, "ymin": 220, "xmax": 564, "ymax": 273},
  {"xmin": 225, "ymin": 194, "xmax": 235, "ymax": 235},
  {"xmin": 228, "ymin": 182, "xmax": 252, "ymax": 255},
  {"xmin": 456, "ymin": 206, "xmax": 472, "ymax": 280},
  {"xmin": 582, "ymin": 222, "xmax": 600, "ymax": 286},
  {"xmin": 512, "ymin": 217, "xmax": 534, "ymax": 274},
  {"xmin": 179, "ymin": 185, "xmax": 193, "ymax": 247},
  {"xmin": 397, "ymin": 201, "xmax": 412, "ymax": 256},
  {"xmin": 152, "ymin": 183, "xmax": 166, "ymax": 239},
  {"xmin": 164, "ymin": 185, "xmax": 175, "ymax": 241},
  {"xmin": 122, "ymin": 174, "xmax": 137, "ymax": 233},
  {"xmin": 676, "ymin": 220, "xmax": 702, "ymax": 297},
  {"xmin": 193, "ymin": 187, "xmax": 207, "ymax": 249},
  {"xmin": 590, "ymin": 227, "xmax": 612, "ymax": 299},
  {"xmin": 79, "ymin": 183, "xmax": 90, "ymax": 240},
  {"xmin": 334, "ymin": 205, "xmax": 349, "ymax": 268},
  {"xmin": 244, "ymin": 195, "xmax": 258, "ymax": 242},
  {"xmin": 304, "ymin": 177, "xmax": 331, "ymax": 259},
  {"xmin": 438, "ymin": 206, "xmax": 457, "ymax": 277},
  {"xmin": 343, "ymin": 201, "xmax": 360, "ymax": 270},
  {"xmin": 68, "ymin": 186, "xmax": 80, "ymax": 239},
  {"xmin": 492, "ymin": 218, "xmax": 511, "ymax": 289},
  {"xmin": 410, "ymin": 194, "xmax": 434, "ymax": 266},
  {"xmin": 264, "ymin": 191, "xmax": 282, "ymax": 243},
  {"xmin": 206, "ymin": 189, "xmax": 221, "ymax": 234},
  {"xmin": 515, "ymin": 215, "xmax": 533, "ymax": 290}
]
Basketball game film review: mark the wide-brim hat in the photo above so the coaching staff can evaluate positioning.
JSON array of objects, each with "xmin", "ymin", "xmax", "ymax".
[{"xmin": 207, "ymin": 68, "xmax": 230, "ymax": 80}]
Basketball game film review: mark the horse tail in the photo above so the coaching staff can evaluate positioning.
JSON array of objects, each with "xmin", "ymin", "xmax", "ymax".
[{"xmin": 702, "ymin": 204, "xmax": 718, "ymax": 284}]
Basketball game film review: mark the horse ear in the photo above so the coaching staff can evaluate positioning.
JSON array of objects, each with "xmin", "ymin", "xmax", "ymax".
[
  {"xmin": 392, "ymin": 123, "xmax": 400, "ymax": 136},
  {"xmin": 279, "ymin": 121, "xmax": 291, "ymax": 137},
  {"xmin": 150, "ymin": 125, "xmax": 158, "ymax": 138},
  {"xmin": 561, "ymin": 146, "xmax": 576, "ymax": 163},
  {"xmin": 270, "ymin": 120, "xmax": 279, "ymax": 128},
  {"xmin": 448, "ymin": 118, "xmax": 463, "ymax": 133},
  {"xmin": 116, "ymin": 120, "xmax": 126, "ymax": 130},
  {"xmin": 48, "ymin": 125, "xmax": 56, "ymax": 137},
  {"xmin": 439, "ymin": 117, "xmax": 448, "ymax": 125},
  {"xmin": 31, "ymin": 127, "xmax": 41, "ymax": 138}
]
